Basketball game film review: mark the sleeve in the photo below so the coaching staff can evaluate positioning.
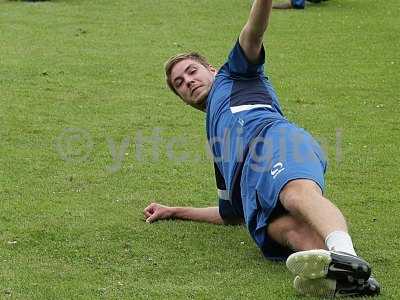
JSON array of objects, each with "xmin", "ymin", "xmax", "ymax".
[
  {"xmin": 224, "ymin": 40, "xmax": 266, "ymax": 77},
  {"xmin": 214, "ymin": 163, "xmax": 242, "ymax": 224}
]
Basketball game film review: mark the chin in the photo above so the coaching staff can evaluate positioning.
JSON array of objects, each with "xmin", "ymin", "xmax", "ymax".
[{"xmin": 195, "ymin": 90, "xmax": 209, "ymax": 104}]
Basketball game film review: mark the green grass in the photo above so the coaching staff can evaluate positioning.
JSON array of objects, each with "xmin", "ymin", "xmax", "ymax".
[{"xmin": 0, "ymin": 0, "xmax": 399, "ymax": 299}]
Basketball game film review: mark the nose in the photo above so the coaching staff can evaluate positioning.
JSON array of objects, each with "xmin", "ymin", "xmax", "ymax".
[{"xmin": 186, "ymin": 77, "xmax": 194, "ymax": 89}]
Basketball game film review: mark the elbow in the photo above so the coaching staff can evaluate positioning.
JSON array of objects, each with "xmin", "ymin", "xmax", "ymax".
[{"xmin": 243, "ymin": 23, "xmax": 265, "ymax": 43}]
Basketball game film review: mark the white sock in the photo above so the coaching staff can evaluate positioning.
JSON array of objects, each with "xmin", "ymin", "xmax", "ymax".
[{"xmin": 325, "ymin": 230, "xmax": 357, "ymax": 256}]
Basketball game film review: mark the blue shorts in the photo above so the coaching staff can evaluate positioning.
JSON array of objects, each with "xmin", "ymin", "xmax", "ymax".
[{"xmin": 240, "ymin": 121, "xmax": 327, "ymax": 260}]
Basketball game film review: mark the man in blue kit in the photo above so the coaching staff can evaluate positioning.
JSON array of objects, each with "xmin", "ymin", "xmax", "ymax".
[
  {"xmin": 143, "ymin": 0, "xmax": 380, "ymax": 297},
  {"xmin": 273, "ymin": 0, "xmax": 328, "ymax": 9}
]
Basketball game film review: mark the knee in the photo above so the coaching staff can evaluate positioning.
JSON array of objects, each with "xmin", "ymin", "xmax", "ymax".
[
  {"xmin": 279, "ymin": 188, "xmax": 300, "ymax": 212},
  {"xmin": 279, "ymin": 179, "xmax": 322, "ymax": 212},
  {"xmin": 279, "ymin": 183, "xmax": 305, "ymax": 212}
]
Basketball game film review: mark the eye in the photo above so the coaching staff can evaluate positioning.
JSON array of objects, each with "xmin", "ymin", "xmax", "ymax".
[
  {"xmin": 175, "ymin": 79, "xmax": 183, "ymax": 88},
  {"xmin": 190, "ymin": 68, "xmax": 197, "ymax": 74}
]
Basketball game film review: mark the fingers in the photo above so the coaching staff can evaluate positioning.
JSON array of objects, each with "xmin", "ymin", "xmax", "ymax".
[
  {"xmin": 143, "ymin": 202, "xmax": 156, "ymax": 214},
  {"xmin": 143, "ymin": 202, "xmax": 171, "ymax": 224},
  {"xmin": 146, "ymin": 213, "xmax": 157, "ymax": 223},
  {"xmin": 144, "ymin": 202, "xmax": 156, "ymax": 212},
  {"xmin": 143, "ymin": 202, "xmax": 159, "ymax": 223},
  {"xmin": 146, "ymin": 209, "xmax": 160, "ymax": 223}
]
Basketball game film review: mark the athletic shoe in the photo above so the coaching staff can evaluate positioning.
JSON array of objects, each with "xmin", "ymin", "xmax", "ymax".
[
  {"xmin": 286, "ymin": 249, "xmax": 371, "ymax": 283},
  {"xmin": 293, "ymin": 275, "xmax": 380, "ymax": 298}
]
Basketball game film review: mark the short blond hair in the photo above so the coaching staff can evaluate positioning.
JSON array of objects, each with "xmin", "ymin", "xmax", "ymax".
[{"xmin": 164, "ymin": 52, "xmax": 210, "ymax": 96}]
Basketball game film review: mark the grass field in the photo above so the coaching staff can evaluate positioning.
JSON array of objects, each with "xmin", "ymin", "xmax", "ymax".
[{"xmin": 1, "ymin": 0, "xmax": 399, "ymax": 299}]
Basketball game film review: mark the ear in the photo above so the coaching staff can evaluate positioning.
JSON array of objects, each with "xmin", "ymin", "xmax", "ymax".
[{"xmin": 208, "ymin": 64, "xmax": 217, "ymax": 75}]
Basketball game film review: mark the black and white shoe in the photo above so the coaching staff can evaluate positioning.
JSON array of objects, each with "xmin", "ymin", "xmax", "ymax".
[
  {"xmin": 286, "ymin": 249, "xmax": 371, "ymax": 283},
  {"xmin": 293, "ymin": 275, "xmax": 380, "ymax": 298}
]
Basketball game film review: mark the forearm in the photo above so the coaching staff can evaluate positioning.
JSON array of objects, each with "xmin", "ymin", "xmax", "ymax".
[
  {"xmin": 171, "ymin": 206, "xmax": 224, "ymax": 225},
  {"xmin": 239, "ymin": 0, "xmax": 273, "ymax": 63},
  {"xmin": 246, "ymin": 0, "xmax": 273, "ymax": 38}
]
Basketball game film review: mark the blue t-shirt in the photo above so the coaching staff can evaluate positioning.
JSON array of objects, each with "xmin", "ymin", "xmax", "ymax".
[
  {"xmin": 206, "ymin": 41, "xmax": 286, "ymax": 223},
  {"xmin": 291, "ymin": 0, "xmax": 325, "ymax": 9},
  {"xmin": 291, "ymin": 0, "xmax": 306, "ymax": 9}
]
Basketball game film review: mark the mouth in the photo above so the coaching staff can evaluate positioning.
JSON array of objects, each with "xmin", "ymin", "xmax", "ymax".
[{"xmin": 191, "ymin": 86, "xmax": 202, "ymax": 96}]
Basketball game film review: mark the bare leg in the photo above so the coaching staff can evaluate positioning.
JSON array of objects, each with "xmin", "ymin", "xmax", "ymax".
[
  {"xmin": 278, "ymin": 179, "xmax": 348, "ymax": 240},
  {"xmin": 267, "ymin": 214, "xmax": 326, "ymax": 251}
]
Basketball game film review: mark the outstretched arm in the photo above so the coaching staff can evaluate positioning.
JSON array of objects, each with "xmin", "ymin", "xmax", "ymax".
[
  {"xmin": 143, "ymin": 202, "xmax": 224, "ymax": 224},
  {"xmin": 239, "ymin": 0, "xmax": 273, "ymax": 63}
]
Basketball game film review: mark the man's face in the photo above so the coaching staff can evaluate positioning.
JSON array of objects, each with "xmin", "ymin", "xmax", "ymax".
[{"xmin": 170, "ymin": 59, "xmax": 216, "ymax": 111}]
